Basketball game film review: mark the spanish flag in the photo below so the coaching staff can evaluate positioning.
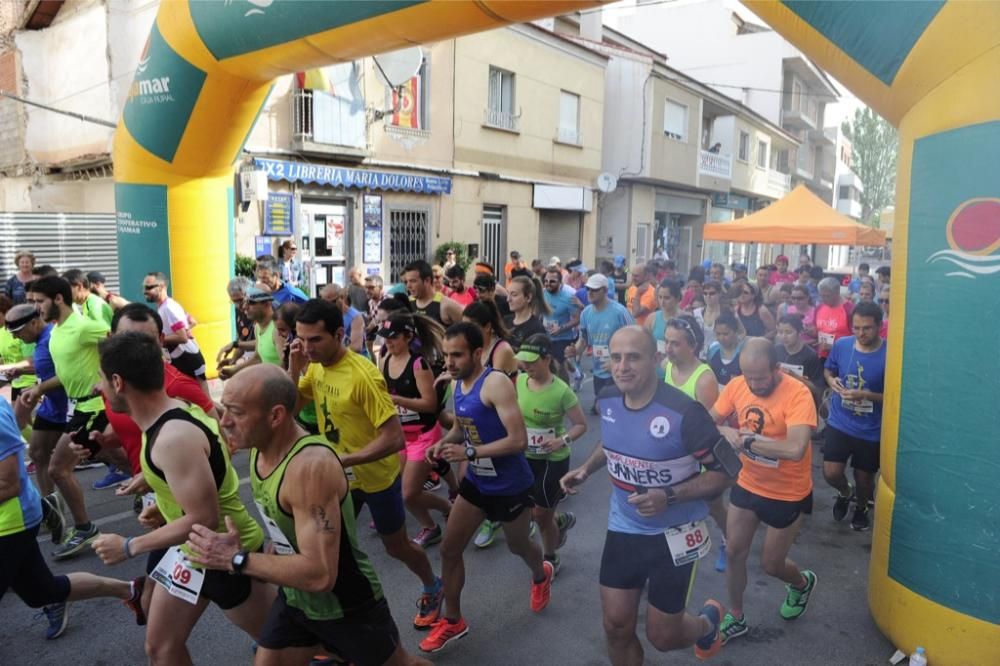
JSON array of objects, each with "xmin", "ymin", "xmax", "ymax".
[
  {"xmin": 391, "ymin": 76, "xmax": 421, "ymax": 129},
  {"xmin": 295, "ymin": 68, "xmax": 333, "ymax": 93}
]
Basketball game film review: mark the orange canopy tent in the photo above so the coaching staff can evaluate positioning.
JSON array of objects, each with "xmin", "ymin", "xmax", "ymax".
[{"xmin": 703, "ymin": 185, "xmax": 887, "ymax": 246}]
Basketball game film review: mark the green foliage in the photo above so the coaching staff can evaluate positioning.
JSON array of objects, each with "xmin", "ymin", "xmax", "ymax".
[
  {"xmin": 843, "ymin": 107, "xmax": 898, "ymax": 223},
  {"xmin": 434, "ymin": 242, "xmax": 471, "ymax": 270},
  {"xmin": 235, "ymin": 253, "xmax": 257, "ymax": 278}
]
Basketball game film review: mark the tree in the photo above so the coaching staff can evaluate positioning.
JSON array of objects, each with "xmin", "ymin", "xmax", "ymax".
[{"xmin": 841, "ymin": 107, "xmax": 897, "ymax": 224}]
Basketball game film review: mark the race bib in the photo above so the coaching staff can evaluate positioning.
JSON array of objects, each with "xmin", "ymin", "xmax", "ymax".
[
  {"xmin": 254, "ymin": 501, "xmax": 294, "ymax": 555},
  {"xmin": 469, "ymin": 456, "xmax": 497, "ymax": 477},
  {"xmin": 593, "ymin": 345, "xmax": 610, "ymax": 360},
  {"xmin": 150, "ymin": 546, "xmax": 205, "ymax": 605},
  {"xmin": 664, "ymin": 520, "xmax": 711, "ymax": 566},
  {"xmin": 780, "ymin": 362, "xmax": 804, "ymax": 377},
  {"xmin": 526, "ymin": 428, "xmax": 556, "ymax": 455},
  {"xmin": 65, "ymin": 399, "xmax": 76, "ymax": 420},
  {"xmin": 742, "ymin": 448, "xmax": 780, "ymax": 468},
  {"xmin": 141, "ymin": 493, "xmax": 157, "ymax": 511},
  {"xmin": 843, "ymin": 398, "xmax": 874, "ymax": 414},
  {"xmin": 657, "ymin": 340, "xmax": 667, "ymax": 355},
  {"xmin": 344, "ymin": 466, "xmax": 356, "ymax": 483},
  {"xmin": 396, "ymin": 405, "xmax": 420, "ymax": 423},
  {"xmin": 818, "ymin": 332, "xmax": 835, "ymax": 347},
  {"xmin": 543, "ymin": 318, "xmax": 559, "ymax": 334}
]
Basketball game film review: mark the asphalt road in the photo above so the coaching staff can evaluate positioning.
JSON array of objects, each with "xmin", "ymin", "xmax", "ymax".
[{"xmin": 0, "ymin": 380, "xmax": 893, "ymax": 666}]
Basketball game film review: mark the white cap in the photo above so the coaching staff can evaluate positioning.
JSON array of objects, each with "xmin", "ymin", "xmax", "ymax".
[
  {"xmin": 549, "ymin": 256, "xmax": 561, "ymax": 266},
  {"xmin": 585, "ymin": 273, "xmax": 610, "ymax": 290}
]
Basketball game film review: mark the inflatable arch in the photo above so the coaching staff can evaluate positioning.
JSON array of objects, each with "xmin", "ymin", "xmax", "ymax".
[{"xmin": 116, "ymin": 2, "xmax": 997, "ymax": 663}]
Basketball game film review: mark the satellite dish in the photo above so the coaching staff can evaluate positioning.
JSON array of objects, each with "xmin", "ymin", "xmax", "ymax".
[
  {"xmin": 596, "ymin": 172, "xmax": 618, "ymax": 194},
  {"xmin": 373, "ymin": 46, "xmax": 424, "ymax": 88}
]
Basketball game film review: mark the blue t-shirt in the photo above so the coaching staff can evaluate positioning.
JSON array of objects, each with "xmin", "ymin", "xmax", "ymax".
[
  {"xmin": 273, "ymin": 282, "xmax": 308, "ymax": 305},
  {"xmin": 579, "ymin": 301, "xmax": 634, "ymax": 378},
  {"xmin": 574, "ymin": 285, "xmax": 588, "ymax": 309},
  {"xmin": 600, "ymin": 383, "xmax": 718, "ymax": 535},
  {"xmin": 34, "ymin": 324, "xmax": 68, "ymax": 423},
  {"xmin": 825, "ymin": 336, "xmax": 886, "ymax": 442},
  {"xmin": 0, "ymin": 398, "xmax": 42, "ymax": 535},
  {"xmin": 342, "ymin": 306, "xmax": 370, "ymax": 359},
  {"xmin": 543, "ymin": 286, "xmax": 581, "ymax": 342}
]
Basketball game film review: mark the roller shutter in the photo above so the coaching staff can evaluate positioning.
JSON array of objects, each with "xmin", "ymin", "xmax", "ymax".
[
  {"xmin": 537, "ymin": 211, "xmax": 581, "ymax": 265},
  {"xmin": 0, "ymin": 213, "xmax": 119, "ymax": 290}
]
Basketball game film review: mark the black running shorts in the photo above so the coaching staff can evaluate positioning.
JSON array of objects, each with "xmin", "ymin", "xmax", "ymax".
[
  {"xmin": 729, "ymin": 484, "xmax": 813, "ymax": 530},
  {"xmin": 527, "ymin": 457, "xmax": 569, "ymax": 509},
  {"xmin": 0, "ymin": 526, "xmax": 71, "ymax": 608},
  {"xmin": 599, "ymin": 530, "xmax": 696, "ymax": 615},
  {"xmin": 64, "ymin": 408, "xmax": 109, "ymax": 436},
  {"xmin": 257, "ymin": 591, "xmax": 400, "ymax": 666},
  {"xmin": 822, "ymin": 425, "xmax": 880, "ymax": 473},
  {"xmin": 458, "ymin": 478, "xmax": 533, "ymax": 523},
  {"xmin": 32, "ymin": 414, "xmax": 65, "ymax": 432}
]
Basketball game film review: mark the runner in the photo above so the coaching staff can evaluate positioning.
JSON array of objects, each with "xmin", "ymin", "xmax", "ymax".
[
  {"xmin": 377, "ymin": 312, "xmax": 452, "ymax": 549},
  {"xmin": 624, "ymin": 264, "xmax": 657, "ymax": 326},
  {"xmin": 560, "ymin": 326, "xmax": 730, "ymax": 663},
  {"xmin": 0, "ymin": 296, "xmax": 37, "ymax": 410},
  {"xmin": 22, "ymin": 276, "xmax": 108, "ymax": 559},
  {"xmin": 646, "ymin": 280, "xmax": 682, "ymax": 361},
  {"xmin": 90, "ymin": 332, "xmax": 274, "ymax": 664},
  {"xmin": 515, "ymin": 334, "xmax": 586, "ymax": 574},
  {"xmin": 143, "ymin": 272, "xmax": 210, "ymax": 394},
  {"xmin": 504, "ymin": 275, "xmax": 550, "ymax": 351},
  {"xmin": 709, "ymin": 339, "xmax": 818, "ymax": 645},
  {"xmin": 541, "ymin": 268, "xmax": 583, "ymax": 383},
  {"xmin": 63, "ymin": 269, "xmax": 113, "ymax": 327},
  {"xmin": 256, "ymin": 255, "xmax": 308, "ymax": 305},
  {"xmin": 186, "ymin": 365, "xmax": 431, "ymax": 666},
  {"xmin": 735, "ymin": 283, "xmax": 775, "ymax": 340},
  {"xmin": 290, "ymin": 299, "xmax": 444, "ymax": 630},
  {"xmin": 403, "ymin": 260, "xmax": 463, "ymax": 326},
  {"xmin": 568, "ymin": 273, "xmax": 634, "ymax": 414},
  {"xmin": 814, "ymin": 277, "xmax": 854, "ymax": 359},
  {"xmin": 0, "ymin": 395, "xmax": 143, "ymax": 640},
  {"xmin": 768, "ymin": 255, "xmax": 796, "ymax": 287},
  {"xmin": 319, "ymin": 283, "xmax": 369, "ymax": 357},
  {"xmin": 418, "ymin": 322, "xmax": 553, "ymax": 653},
  {"xmin": 692, "ymin": 281, "xmax": 725, "ymax": 361},
  {"xmin": 219, "ymin": 287, "xmax": 277, "ymax": 378},
  {"xmin": 444, "ymin": 265, "xmax": 476, "ymax": 308},
  {"xmin": 822, "ymin": 302, "xmax": 886, "ymax": 531},
  {"xmin": 662, "ymin": 315, "xmax": 729, "ymax": 573},
  {"xmin": 86, "ymin": 271, "xmax": 129, "ymax": 312},
  {"xmin": 775, "ymin": 315, "xmax": 825, "ymax": 402},
  {"xmin": 706, "ymin": 311, "xmax": 746, "ymax": 387}
]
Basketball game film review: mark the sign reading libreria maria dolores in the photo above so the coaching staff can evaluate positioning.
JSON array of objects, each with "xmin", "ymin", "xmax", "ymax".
[{"xmin": 255, "ymin": 158, "xmax": 452, "ymax": 195}]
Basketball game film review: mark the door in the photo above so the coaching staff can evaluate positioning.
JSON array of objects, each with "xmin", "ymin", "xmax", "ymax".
[
  {"xmin": 636, "ymin": 223, "xmax": 651, "ymax": 264},
  {"xmin": 481, "ymin": 205, "xmax": 506, "ymax": 271},
  {"xmin": 537, "ymin": 211, "xmax": 581, "ymax": 265},
  {"xmin": 300, "ymin": 201, "xmax": 350, "ymax": 294},
  {"xmin": 388, "ymin": 208, "xmax": 429, "ymax": 284}
]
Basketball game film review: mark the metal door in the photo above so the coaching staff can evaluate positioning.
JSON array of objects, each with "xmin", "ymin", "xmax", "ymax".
[
  {"xmin": 481, "ymin": 205, "xmax": 505, "ymax": 270},
  {"xmin": 388, "ymin": 209, "xmax": 429, "ymax": 283}
]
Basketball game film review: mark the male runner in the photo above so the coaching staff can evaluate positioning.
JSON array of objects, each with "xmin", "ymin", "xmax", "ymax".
[
  {"xmin": 814, "ymin": 277, "xmax": 853, "ymax": 359},
  {"xmin": 63, "ymin": 269, "xmax": 113, "ymax": 327},
  {"xmin": 822, "ymin": 301, "xmax": 886, "ymax": 531},
  {"xmin": 22, "ymin": 276, "xmax": 107, "ymax": 558},
  {"xmin": 86, "ymin": 270, "xmax": 130, "ymax": 311},
  {"xmin": 709, "ymin": 338, "xmax": 818, "ymax": 644},
  {"xmin": 568, "ymin": 273, "xmax": 633, "ymax": 412},
  {"xmin": 418, "ymin": 322, "xmax": 553, "ymax": 653},
  {"xmin": 219, "ymin": 287, "xmax": 277, "ymax": 378},
  {"xmin": 90, "ymin": 332, "xmax": 273, "ymax": 665},
  {"xmin": 561, "ymin": 326, "xmax": 729, "ymax": 663},
  {"xmin": 541, "ymin": 267, "xmax": 583, "ymax": 382},
  {"xmin": 624, "ymin": 264, "xmax": 657, "ymax": 326},
  {"xmin": 289, "ymin": 299, "xmax": 443, "ymax": 630},
  {"xmin": 403, "ymin": 260, "xmax": 463, "ymax": 326},
  {"xmin": 0, "ymin": 396, "xmax": 142, "ymax": 640},
  {"xmin": 143, "ymin": 272, "xmax": 209, "ymax": 394},
  {"xmin": 187, "ymin": 365, "xmax": 431, "ymax": 666},
  {"xmin": 257, "ymin": 255, "xmax": 308, "ymax": 305}
]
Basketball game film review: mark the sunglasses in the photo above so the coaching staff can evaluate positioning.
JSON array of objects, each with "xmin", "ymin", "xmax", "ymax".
[
  {"xmin": 878, "ymin": 298, "xmax": 889, "ymax": 304},
  {"xmin": 586, "ymin": 287, "xmax": 605, "ymax": 292},
  {"xmin": 142, "ymin": 284, "xmax": 161, "ymax": 291},
  {"xmin": 474, "ymin": 285, "xmax": 490, "ymax": 292}
]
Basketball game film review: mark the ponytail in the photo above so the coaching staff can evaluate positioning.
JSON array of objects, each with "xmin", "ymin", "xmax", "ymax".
[
  {"xmin": 511, "ymin": 275, "xmax": 552, "ymax": 318},
  {"xmin": 463, "ymin": 300, "xmax": 510, "ymax": 340}
]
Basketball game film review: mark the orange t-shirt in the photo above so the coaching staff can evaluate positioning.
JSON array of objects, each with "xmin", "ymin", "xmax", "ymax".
[
  {"xmin": 625, "ymin": 285, "xmax": 657, "ymax": 326},
  {"xmin": 713, "ymin": 375, "xmax": 817, "ymax": 501}
]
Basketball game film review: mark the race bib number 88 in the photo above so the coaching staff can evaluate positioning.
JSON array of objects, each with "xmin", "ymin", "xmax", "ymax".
[{"xmin": 664, "ymin": 520, "xmax": 711, "ymax": 566}]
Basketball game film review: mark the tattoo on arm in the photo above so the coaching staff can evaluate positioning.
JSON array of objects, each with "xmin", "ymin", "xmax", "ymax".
[{"xmin": 311, "ymin": 505, "xmax": 338, "ymax": 533}]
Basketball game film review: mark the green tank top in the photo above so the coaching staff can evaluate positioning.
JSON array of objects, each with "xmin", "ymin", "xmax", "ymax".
[
  {"xmin": 141, "ymin": 405, "xmax": 264, "ymax": 555},
  {"xmin": 256, "ymin": 320, "xmax": 281, "ymax": 366},
  {"xmin": 250, "ymin": 436, "xmax": 383, "ymax": 620},
  {"xmin": 664, "ymin": 361, "xmax": 713, "ymax": 400}
]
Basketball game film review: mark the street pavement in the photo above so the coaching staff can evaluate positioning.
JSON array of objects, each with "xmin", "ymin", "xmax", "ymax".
[{"xmin": 0, "ymin": 379, "xmax": 894, "ymax": 665}]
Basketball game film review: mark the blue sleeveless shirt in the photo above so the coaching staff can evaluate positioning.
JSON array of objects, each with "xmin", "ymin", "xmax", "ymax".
[{"xmin": 454, "ymin": 368, "xmax": 533, "ymax": 495}]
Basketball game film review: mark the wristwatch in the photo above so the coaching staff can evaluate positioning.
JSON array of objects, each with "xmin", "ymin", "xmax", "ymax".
[
  {"xmin": 664, "ymin": 486, "xmax": 678, "ymax": 506},
  {"xmin": 562, "ymin": 434, "xmax": 573, "ymax": 446},
  {"xmin": 231, "ymin": 550, "xmax": 249, "ymax": 575},
  {"xmin": 464, "ymin": 445, "xmax": 477, "ymax": 461}
]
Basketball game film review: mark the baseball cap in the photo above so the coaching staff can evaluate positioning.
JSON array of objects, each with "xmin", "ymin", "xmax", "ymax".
[
  {"xmin": 585, "ymin": 273, "xmax": 610, "ymax": 290},
  {"xmin": 613, "ymin": 254, "xmax": 626, "ymax": 268},
  {"xmin": 549, "ymin": 256, "xmax": 561, "ymax": 266},
  {"xmin": 5, "ymin": 304, "xmax": 39, "ymax": 333},
  {"xmin": 375, "ymin": 317, "xmax": 414, "ymax": 339},
  {"xmin": 732, "ymin": 263, "xmax": 748, "ymax": 273},
  {"xmin": 569, "ymin": 262, "xmax": 588, "ymax": 274},
  {"xmin": 776, "ymin": 254, "xmax": 789, "ymax": 263},
  {"xmin": 244, "ymin": 286, "xmax": 274, "ymax": 303},
  {"xmin": 86, "ymin": 271, "xmax": 106, "ymax": 285},
  {"xmin": 514, "ymin": 338, "xmax": 550, "ymax": 363},
  {"xmin": 510, "ymin": 250, "xmax": 521, "ymax": 259}
]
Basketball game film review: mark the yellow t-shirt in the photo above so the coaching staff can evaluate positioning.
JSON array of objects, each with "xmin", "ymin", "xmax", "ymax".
[{"xmin": 298, "ymin": 350, "xmax": 399, "ymax": 493}]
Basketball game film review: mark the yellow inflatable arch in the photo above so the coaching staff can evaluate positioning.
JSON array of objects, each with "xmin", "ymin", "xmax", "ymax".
[{"xmin": 115, "ymin": 2, "xmax": 998, "ymax": 664}]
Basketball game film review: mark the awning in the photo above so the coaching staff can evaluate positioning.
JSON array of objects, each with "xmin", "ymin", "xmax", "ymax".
[
  {"xmin": 255, "ymin": 158, "xmax": 452, "ymax": 195},
  {"xmin": 703, "ymin": 185, "xmax": 886, "ymax": 246}
]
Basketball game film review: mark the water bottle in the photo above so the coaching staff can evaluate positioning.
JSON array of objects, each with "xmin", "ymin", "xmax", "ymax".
[{"xmin": 909, "ymin": 646, "xmax": 927, "ymax": 666}]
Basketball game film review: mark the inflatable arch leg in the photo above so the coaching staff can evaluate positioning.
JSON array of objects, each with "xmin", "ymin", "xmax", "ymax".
[
  {"xmin": 744, "ymin": 3, "xmax": 1000, "ymax": 664},
  {"xmin": 113, "ymin": 1, "xmax": 605, "ymax": 369}
]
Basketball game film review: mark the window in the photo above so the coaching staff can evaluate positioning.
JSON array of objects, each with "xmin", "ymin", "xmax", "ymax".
[
  {"xmin": 557, "ymin": 91, "xmax": 580, "ymax": 144},
  {"xmin": 738, "ymin": 131, "xmax": 750, "ymax": 162},
  {"xmin": 792, "ymin": 80, "xmax": 803, "ymax": 111},
  {"xmin": 486, "ymin": 66, "xmax": 517, "ymax": 131},
  {"xmin": 664, "ymin": 99, "xmax": 687, "ymax": 141},
  {"xmin": 756, "ymin": 139, "xmax": 768, "ymax": 169}
]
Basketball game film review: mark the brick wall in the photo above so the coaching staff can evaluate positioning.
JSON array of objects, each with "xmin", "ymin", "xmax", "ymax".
[{"xmin": 0, "ymin": 50, "xmax": 26, "ymax": 169}]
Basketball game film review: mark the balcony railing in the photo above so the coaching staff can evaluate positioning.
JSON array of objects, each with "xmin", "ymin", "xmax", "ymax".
[
  {"xmin": 698, "ymin": 150, "xmax": 733, "ymax": 179},
  {"xmin": 768, "ymin": 170, "xmax": 791, "ymax": 193},
  {"xmin": 292, "ymin": 89, "xmax": 367, "ymax": 151},
  {"xmin": 483, "ymin": 107, "xmax": 520, "ymax": 132}
]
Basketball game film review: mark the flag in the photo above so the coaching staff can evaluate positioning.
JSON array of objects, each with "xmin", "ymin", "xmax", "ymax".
[
  {"xmin": 391, "ymin": 76, "xmax": 421, "ymax": 130},
  {"xmin": 295, "ymin": 68, "xmax": 333, "ymax": 93}
]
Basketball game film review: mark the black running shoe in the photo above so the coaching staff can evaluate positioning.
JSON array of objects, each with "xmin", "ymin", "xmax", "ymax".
[
  {"xmin": 851, "ymin": 506, "xmax": 871, "ymax": 532},
  {"xmin": 832, "ymin": 483, "xmax": 854, "ymax": 522}
]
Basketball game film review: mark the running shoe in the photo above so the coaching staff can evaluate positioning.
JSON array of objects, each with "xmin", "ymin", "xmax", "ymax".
[
  {"xmin": 39, "ymin": 603, "xmax": 69, "ymax": 640},
  {"xmin": 74, "ymin": 459, "xmax": 103, "ymax": 471},
  {"xmin": 413, "ymin": 578, "xmax": 444, "ymax": 629},
  {"xmin": 530, "ymin": 560, "xmax": 554, "ymax": 612},
  {"xmin": 93, "ymin": 466, "xmax": 131, "ymax": 490},
  {"xmin": 419, "ymin": 617, "xmax": 469, "ymax": 653},
  {"xmin": 850, "ymin": 506, "xmax": 871, "ymax": 532},
  {"xmin": 544, "ymin": 553, "xmax": 561, "ymax": 577},
  {"xmin": 779, "ymin": 570, "xmax": 817, "ymax": 620},
  {"xmin": 52, "ymin": 524, "xmax": 99, "ymax": 560},
  {"xmin": 123, "ymin": 576, "xmax": 147, "ymax": 626},
  {"xmin": 719, "ymin": 611, "xmax": 748, "ymax": 644},
  {"xmin": 832, "ymin": 482, "xmax": 854, "ymax": 522},
  {"xmin": 412, "ymin": 524, "xmax": 443, "ymax": 549},
  {"xmin": 41, "ymin": 494, "xmax": 66, "ymax": 545},
  {"xmin": 556, "ymin": 511, "xmax": 576, "ymax": 549},
  {"xmin": 473, "ymin": 520, "xmax": 499, "ymax": 548},
  {"xmin": 423, "ymin": 472, "xmax": 442, "ymax": 492},
  {"xmin": 714, "ymin": 545, "xmax": 727, "ymax": 573},
  {"xmin": 693, "ymin": 599, "xmax": 724, "ymax": 660}
]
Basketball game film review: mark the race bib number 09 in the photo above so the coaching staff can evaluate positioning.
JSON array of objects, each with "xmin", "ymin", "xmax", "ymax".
[
  {"xmin": 151, "ymin": 546, "xmax": 205, "ymax": 605},
  {"xmin": 664, "ymin": 520, "xmax": 711, "ymax": 566}
]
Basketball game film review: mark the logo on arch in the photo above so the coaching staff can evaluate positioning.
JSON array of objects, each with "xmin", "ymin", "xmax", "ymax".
[{"xmin": 927, "ymin": 198, "xmax": 1000, "ymax": 279}]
